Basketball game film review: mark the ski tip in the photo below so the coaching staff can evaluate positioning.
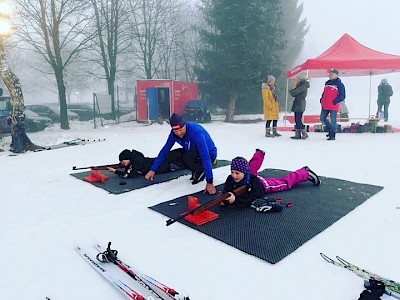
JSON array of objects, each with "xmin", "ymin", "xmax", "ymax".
[
  {"xmin": 320, "ymin": 253, "xmax": 334, "ymax": 263},
  {"xmin": 91, "ymin": 237, "xmax": 103, "ymax": 251},
  {"xmin": 73, "ymin": 240, "xmax": 82, "ymax": 251}
]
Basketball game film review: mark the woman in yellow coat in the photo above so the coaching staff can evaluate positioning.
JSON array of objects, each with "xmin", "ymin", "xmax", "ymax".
[{"xmin": 262, "ymin": 75, "xmax": 280, "ymax": 137}]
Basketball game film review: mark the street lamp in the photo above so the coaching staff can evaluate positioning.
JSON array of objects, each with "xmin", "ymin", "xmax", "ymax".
[{"xmin": 0, "ymin": 1, "xmax": 11, "ymax": 37}]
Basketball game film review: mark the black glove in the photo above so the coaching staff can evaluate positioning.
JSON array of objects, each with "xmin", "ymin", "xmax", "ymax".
[
  {"xmin": 358, "ymin": 290, "xmax": 381, "ymax": 300},
  {"xmin": 251, "ymin": 199, "xmax": 283, "ymax": 213},
  {"xmin": 364, "ymin": 279, "xmax": 385, "ymax": 297}
]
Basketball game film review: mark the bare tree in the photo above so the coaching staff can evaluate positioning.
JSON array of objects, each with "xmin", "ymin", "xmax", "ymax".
[
  {"xmin": 0, "ymin": 41, "xmax": 40, "ymax": 153},
  {"xmin": 90, "ymin": 0, "xmax": 131, "ymax": 119},
  {"xmin": 172, "ymin": 4, "xmax": 203, "ymax": 82},
  {"xmin": 127, "ymin": 0, "xmax": 184, "ymax": 79},
  {"xmin": 15, "ymin": 0, "xmax": 94, "ymax": 129},
  {"xmin": 64, "ymin": 59, "xmax": 94, "ymax": 103},
  {"xmin": 153, "ymin": 1, "xmax": 187, "ymax": 80}
]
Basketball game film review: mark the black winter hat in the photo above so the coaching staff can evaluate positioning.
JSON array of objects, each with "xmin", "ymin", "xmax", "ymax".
[{"xmin": 119, "ymin": 149, "xmax": 131, "ymax": 161}]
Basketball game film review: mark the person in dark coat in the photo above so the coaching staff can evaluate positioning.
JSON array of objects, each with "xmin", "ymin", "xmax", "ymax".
[
  {"xmin": 145, "ymin": 113, "xmax": 218, "ymax": 195},
  {"xmin": 106, "ymin": 149, "xmax": 172, "ymax": 178},
  {"xmin": 377, "ymin": 78, "xmax": 393, "ymax": 122},
  {"xmin": 289, "ymin": 71, "xmax": 310, "ymax": 139}
]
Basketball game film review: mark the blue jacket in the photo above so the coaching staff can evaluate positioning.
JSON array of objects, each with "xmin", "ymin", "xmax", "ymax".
[{"xmin": 150, "ymin": 122, "xmax": 217, "ymax": 183}]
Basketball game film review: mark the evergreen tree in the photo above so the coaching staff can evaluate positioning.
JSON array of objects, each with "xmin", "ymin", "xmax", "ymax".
[
  {"xmin": 196, "ymin": 0, "xmax": 286, "ymax": 120},
  {"xmin": 281, "ymin": 0, "xmax": 309, "ymax": 72}
]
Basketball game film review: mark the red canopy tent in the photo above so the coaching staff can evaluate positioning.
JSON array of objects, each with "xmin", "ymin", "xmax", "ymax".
[{"xmin": 285, "ymin": 33, "xmax": 400, "ymax": 118}]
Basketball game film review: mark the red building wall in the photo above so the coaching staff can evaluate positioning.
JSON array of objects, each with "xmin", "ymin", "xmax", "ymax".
[{"xmin": 136, "ymin": 79, "xmax": 198, "ymax": 121}]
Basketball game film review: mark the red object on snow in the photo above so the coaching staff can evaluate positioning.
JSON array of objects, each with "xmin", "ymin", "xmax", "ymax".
[
  {"xmin": 84, "ymin": 170, "xmax": 109, "ymax": 183},
  {"xmin": 183, "ymin": 196, "xmax": 219, "ymax": 226}
]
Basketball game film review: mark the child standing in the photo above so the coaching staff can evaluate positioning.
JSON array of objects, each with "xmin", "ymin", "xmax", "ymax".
[{"xmin": 222, "ymin": 150, "xmax": 320, "ymax": 209}]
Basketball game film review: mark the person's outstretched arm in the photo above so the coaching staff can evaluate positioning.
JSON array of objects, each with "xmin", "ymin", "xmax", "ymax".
[{"xmin": 145, "ymin": 132, "xmax": 175, "ymax": 180}]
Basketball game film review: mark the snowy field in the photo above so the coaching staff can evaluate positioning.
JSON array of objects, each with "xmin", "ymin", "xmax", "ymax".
[{"xmin": 1, "ymin": 112, "xmax": 400, "ymax": 300}]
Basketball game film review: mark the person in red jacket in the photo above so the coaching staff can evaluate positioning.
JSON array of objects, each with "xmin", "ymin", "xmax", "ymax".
[{"xmin": 320, "ymin": 69, "xmax": 346, "ymax": 140}]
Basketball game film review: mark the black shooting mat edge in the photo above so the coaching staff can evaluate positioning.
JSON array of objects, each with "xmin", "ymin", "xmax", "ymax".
[
  {"xmin": 148, "ymin": 169, "xmax": 384, "ymax": 264},
  {"xmin": 70, "ymin": 160, "xmax": 231, "ymax": 194}
]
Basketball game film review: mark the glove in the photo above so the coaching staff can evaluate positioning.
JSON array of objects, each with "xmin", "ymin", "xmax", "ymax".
[
  {"xmin": 364, "ymin": 279, "xmax": 385, "ymax": 297},
  {"xmin": 251, "ymin": 199, "xmax": 283, "ymax": 213},
  {"xmin": 358, "ymin": 290, "xmax": 381, "ymax": 300}
]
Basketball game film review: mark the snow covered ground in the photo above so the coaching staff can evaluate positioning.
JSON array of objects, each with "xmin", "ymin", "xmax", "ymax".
[{"xmin": 1, "ymin": 114, "xmax": 400, "ymax": 300}]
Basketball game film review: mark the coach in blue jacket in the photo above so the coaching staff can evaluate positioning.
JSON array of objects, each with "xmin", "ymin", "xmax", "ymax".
[{"xmin": 145, "ymin": 113, "xmax": 217, "ymax": 194}]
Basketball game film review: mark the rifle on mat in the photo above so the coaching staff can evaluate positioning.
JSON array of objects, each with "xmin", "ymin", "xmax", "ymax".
[
  {"xmin": 166, "ymin": 184, "xmax": 249, "ymax": 226},
  {"xmin": 72, "ymin": 163, "xmax": 122, "ymax": 171}
]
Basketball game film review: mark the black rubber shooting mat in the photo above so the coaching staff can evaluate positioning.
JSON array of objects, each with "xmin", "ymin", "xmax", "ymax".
[
  {"xmin": 70, "ymin": 160, "xmax": 230, "ymax": 194},
  {"xmin": 149, "ymin": 169, "xmax": 384, "ymax": 264}
]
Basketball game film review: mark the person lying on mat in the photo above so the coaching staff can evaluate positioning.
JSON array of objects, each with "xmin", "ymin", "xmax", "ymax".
[
  {"xmin": 106, "ymin": 149, "xmax": 173, "ymax": 178},
  {"xmin": 222, "ymin": 150, "xmax": 321, "ymax": 211},
  {"xmin": 145, "ymin": 113, "xmax": 218, "ymax": 195}
]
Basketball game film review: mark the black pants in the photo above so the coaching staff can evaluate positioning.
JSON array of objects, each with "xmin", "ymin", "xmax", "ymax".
[
  {"xmin": 141, "ymin": 157, "xmax": 172, "ymax": 174},
  {"xmin": 165, "ymin": 148, "xmax": 210, "ymax": 174},
  {"xmin": 377, "ymin": 101, "xmax": 389, "ymax": 121},
  {"xmin": 294, "ymin": 112, "xmax": 305, "ymax": 129},
  {"xmin": 266, "ymin": 120, "xmax": 278, "ymax": 128}
]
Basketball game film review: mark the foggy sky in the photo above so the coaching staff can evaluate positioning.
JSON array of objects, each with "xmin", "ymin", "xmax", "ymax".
[
  {"xmin": 300, "ymin": 0, "xmax": 400, "ymax": 61},
  {"xmin": 297, "ymin": 0, "xmax": 400, "ymax": 117}
]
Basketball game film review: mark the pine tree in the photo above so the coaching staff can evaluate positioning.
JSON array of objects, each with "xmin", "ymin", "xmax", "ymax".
[
  {"xmin": 281, "ymin": 0, "xmax": 309, "ymax": 72},
  {"xmin": 196, "ymin": 0, "xmax": 286, "ymax": 120}
]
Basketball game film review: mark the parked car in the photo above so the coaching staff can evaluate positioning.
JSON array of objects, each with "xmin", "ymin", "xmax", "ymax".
[
  {"xmin": 100, "ymin": 105, "xmax": 134, "ymax": 120},
  {"xmin": 183, "ymin": 100, "xmax": 211, "ymax": 123},
  {"xmin": 24, "ymin": 110, "xmax": 52, "ymax": 132},
  {"xmin": 67, "ymin": 103, "xmax": 95, "ymax": 121},
  {"xmin": 0, "ymin": 96, "xmax": 11, "ymax": 133},
  {"xmin": 25, "ymin": 104, "xmax": 79, "ymax": 123}
]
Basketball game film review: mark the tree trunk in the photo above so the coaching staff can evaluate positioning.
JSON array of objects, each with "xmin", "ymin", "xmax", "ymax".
[
  {"xmin": 108, "ymin": 71, "xmax": 116, "ymax": 119},
  {"xmin": 0, "ymin": 42, "xmax": 39, "ymax": 153},
  {"xmin": 54, "ymin": 67, "xmax": 69, "ymax": 130},
  {"xmin": 225, "ymin": 93, "xmax": 237, "ymax": 122}
]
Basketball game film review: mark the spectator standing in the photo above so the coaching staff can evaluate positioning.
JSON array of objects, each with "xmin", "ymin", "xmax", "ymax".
[
  {"xmin": 320, "ymin": 69, "xmax": 346, "ymax": 141},
  {"xmin": 262, "ymin": 75, "xmax": 281, "ymax": 138},
  {"xmin": 377, "ymin": 78, "xmax": 393, "ymax": 122},
  {"xmin": 289, "ymin": 71, "xmax": 310, "ymax": 139}
]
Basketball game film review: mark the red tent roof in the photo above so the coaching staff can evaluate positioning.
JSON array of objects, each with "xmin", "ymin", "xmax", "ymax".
[{"xmin": 287, "ymin": 33, "xmax": 400, "ymax": 78}]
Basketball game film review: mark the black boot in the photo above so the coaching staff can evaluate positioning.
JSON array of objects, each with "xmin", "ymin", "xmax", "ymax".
[
  {"xmin": 304, "ymin": 166, "xmax": 321, "ymax": 185},
  {"xmin": 191, "ymin": 171, "xmax": 205, "ymax": 184},
  {"xmin": 327, "ymin": 130, "xmax": 335, "ymax": 140}
]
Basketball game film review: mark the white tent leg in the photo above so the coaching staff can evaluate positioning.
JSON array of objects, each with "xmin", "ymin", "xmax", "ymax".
[
  {"xmin": 368, "ymin": 74, "xmax": 372, "ymax": 117},
  {"xmin": 284, "ymin": 79, "xmax": 289, "ymax": 126}
]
